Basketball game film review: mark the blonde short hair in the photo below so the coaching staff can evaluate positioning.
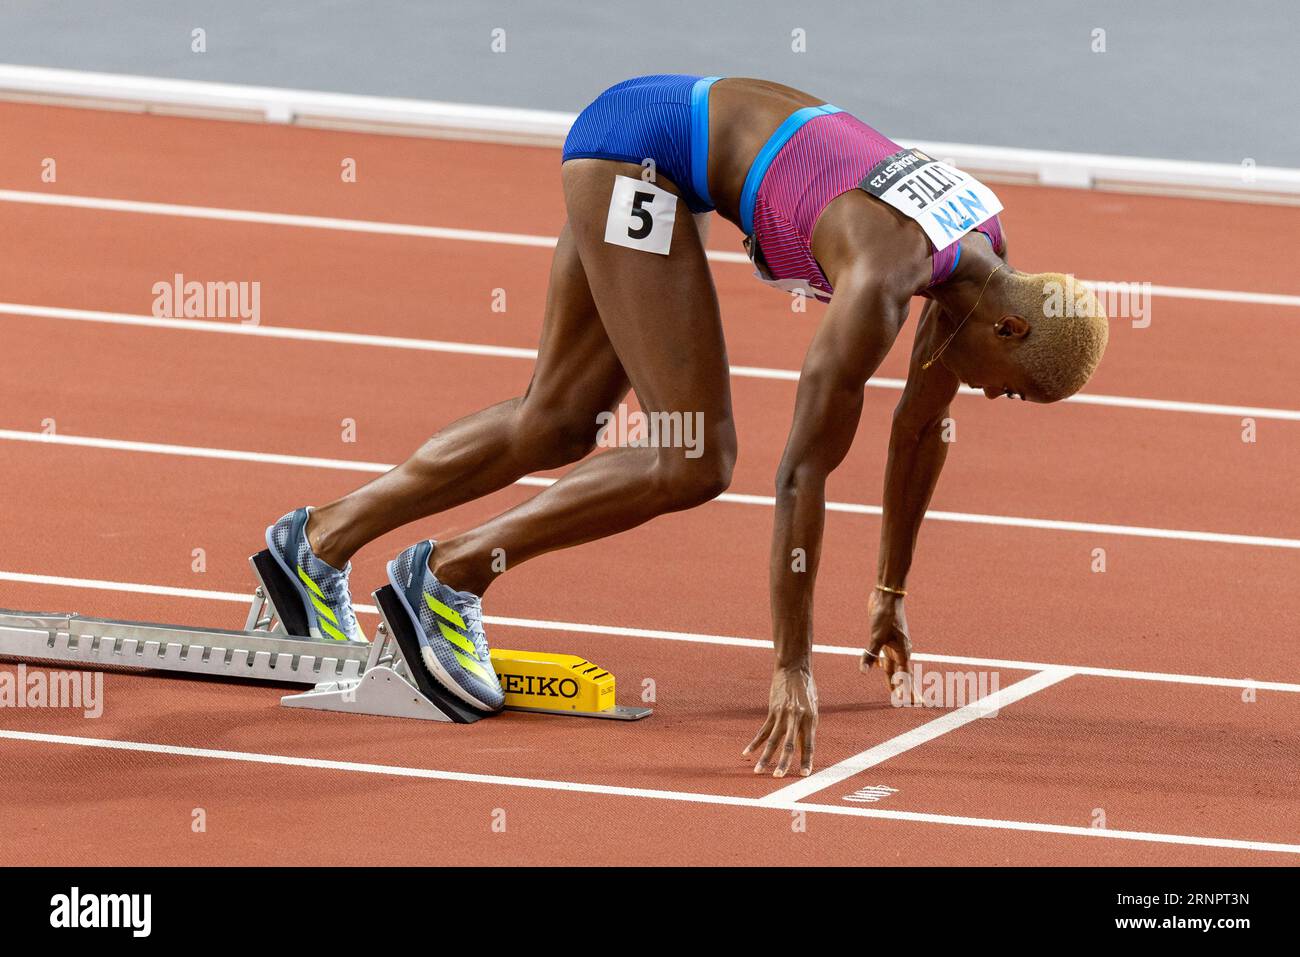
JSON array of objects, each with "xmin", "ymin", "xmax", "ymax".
[{"xmin": 1004, "ymin": 272, "xmax": 1109, "ymax": 401}]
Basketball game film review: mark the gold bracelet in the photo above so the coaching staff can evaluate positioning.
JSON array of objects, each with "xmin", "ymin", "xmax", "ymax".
[{"xmin": 875, "ymin": 583, "xmax": 907, "ymax": 597}]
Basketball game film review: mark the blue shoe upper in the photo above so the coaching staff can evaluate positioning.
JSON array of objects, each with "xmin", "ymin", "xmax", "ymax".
[
  {"xmin": 389, "ymin": 541, "xmax": 504, "ymax": 711},
  {"xmin": 266, "ymin": 508, "xmax": 365, "ymax": 643}
]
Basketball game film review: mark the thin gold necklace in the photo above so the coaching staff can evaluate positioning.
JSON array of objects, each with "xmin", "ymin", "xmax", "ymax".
[{"xmin": 920, "ymin": 262, "xmax": 1005, "ymax": 371}]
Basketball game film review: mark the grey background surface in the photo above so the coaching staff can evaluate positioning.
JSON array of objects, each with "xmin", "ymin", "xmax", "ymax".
[{"xmin": 1, "ymin": 0, "xmax": 1295, "ymax": 166}]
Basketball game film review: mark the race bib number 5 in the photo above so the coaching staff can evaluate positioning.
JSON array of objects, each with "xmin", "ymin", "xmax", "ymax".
[
  {"xmin": 604, "ymin": 175, "xmax": 678, "ymax": 255},
  {"xmin": 859, "ymin": 148, "xmax": 1003, "ymax": 249}
]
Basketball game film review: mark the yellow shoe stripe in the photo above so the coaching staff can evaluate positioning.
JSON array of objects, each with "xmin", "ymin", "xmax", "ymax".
[
  {"xmin": 310, "ymin": 594, "xmax": 338, "ymax": 626},
  {"xmin": 453, "ymin": 648, "xmax": 493, "ymax": 683},
  {"xmin": 320, "ymin": 618, "xmax": 348, "ymax": 642},
  {"xmin": 296, "ymin": 565, "xmax": 326, "ymax": 600},
  {"xmin": 424, "ymin": 593, "xmax": 467, "ymax": 630},
  {"xmin": 437, "ymin": 620, "xmax": 477, "ymax": 657}
]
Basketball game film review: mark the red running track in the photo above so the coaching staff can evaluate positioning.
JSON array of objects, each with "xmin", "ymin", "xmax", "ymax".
[{"xmin": 1, "ymin": 101, "xmax": 1298, "ymax": 865}]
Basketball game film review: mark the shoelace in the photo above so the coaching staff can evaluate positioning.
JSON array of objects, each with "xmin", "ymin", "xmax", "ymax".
[
  {"xmin": 336, "ymin": 578, "xmax": 360, "ymax": 637},
  {"xmin": 315, "ymin": 558, "xmax": 360, "ymax": 639},
  {"xmin": 461, "ymin": 601, "xmax": 489, "ymax": 660}
]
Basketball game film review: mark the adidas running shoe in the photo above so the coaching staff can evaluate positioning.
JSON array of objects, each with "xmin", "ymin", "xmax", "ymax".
[
  {"xmin": 387, "ymin": 540, "xmax": 504, "ymax": 713},
  {"xmin": 265, "ymin": 507, "xmax": 365, "ymax": 643}
]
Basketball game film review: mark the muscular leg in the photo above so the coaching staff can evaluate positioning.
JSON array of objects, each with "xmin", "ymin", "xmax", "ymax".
[
  {"xmin": 431, "ymin": 160, "xmax": 737, "ymax": 595},
  {"xmin": 308, "ymin": 223, "xmax": 629, "ymax": 567}
]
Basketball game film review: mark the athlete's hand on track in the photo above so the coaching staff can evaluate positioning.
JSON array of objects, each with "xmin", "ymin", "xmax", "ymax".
[
  {"xmin": 862, "ymin": 590, "xmax": 920, "ymax": 704},
  {"xmin": 744, "ymin": 665, "xmax": 818, "ymax": 778}
]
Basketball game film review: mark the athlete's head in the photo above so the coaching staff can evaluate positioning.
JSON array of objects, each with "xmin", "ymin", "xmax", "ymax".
[{"xmin": 939, "ymin": 271, "xmax": 1109, "ymax": 403}]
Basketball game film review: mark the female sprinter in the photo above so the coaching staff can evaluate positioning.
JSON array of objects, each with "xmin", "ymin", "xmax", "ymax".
[{"xmin": 263, "ymin": 75, "xmax": 1108, "ymax": 776}]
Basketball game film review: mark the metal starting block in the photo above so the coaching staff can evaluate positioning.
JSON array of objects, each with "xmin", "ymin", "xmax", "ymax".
[{"xmin": 0, "ymin": 550, "xmax": 651, "ymax": 723}]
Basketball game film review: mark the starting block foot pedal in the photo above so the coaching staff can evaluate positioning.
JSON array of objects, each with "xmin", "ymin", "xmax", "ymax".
[
  {"xmin": 279, "ymin": 664, "xmax": 471, "ymax": 721},
  {"xmin": 281, "ymin": 586, "xmax": 491, "ymax": 723},
  {"xmin": 380, "ymin": 585, "xmax": 494, "ymax": 723},
  {"xmin": 248, "ymin": 550, "xmax": 311, "ymax": 637},
  {"xmin": 1, "ymin": 559, "xmax": 651, "ymax": 723}
]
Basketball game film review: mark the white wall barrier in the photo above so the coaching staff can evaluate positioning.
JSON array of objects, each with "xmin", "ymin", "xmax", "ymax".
[{"xmin": 2, "ymin": 64, "xmax": 1297, "ymax": 203}]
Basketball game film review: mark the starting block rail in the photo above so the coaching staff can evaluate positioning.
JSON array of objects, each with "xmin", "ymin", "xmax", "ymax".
[{"xmin": 0, "ymin": 550, "xmax": 651, "ymax": 723}]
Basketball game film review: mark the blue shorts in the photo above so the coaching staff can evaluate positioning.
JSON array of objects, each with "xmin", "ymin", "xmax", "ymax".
[{"xmin": 561, "ymin": 74, "xmax": 722, "ymax": 213}]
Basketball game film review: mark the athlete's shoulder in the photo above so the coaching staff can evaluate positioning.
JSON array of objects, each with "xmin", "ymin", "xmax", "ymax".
[{"xmin": 813, "ymin": 190, "xmax": 933, "ymax": 295}]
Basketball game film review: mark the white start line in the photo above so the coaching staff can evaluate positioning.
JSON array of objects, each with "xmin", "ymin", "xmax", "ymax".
[
  {"xmin": 1, "ymin": 573, "xmax": 1296, "ymax": 855},
  {"xmin": 0, "ymin": 727, "xmax": 1296, "ymax": 856}
]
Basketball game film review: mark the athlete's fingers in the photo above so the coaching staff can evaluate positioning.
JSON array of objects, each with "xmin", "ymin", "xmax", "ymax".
[
  {"xmin": 773, "ymin": 710, "xmax": 801, "ymax": 778},
  {"xmin": 893, "ymin": 662, "xmax": 923, "ymax": 706},
  {"xmin": 889, "ymin": 651, "xmax": 923, "ymax": 704},
  {"xmin": 753, "ymin": 712, "xmax": 788, "ymax": 774},
  {"xmin": 743, "ymin": 712, "xmax": 777, "ymax": 757},
  {"xmin": 798, "ymin": 712, "xmax": 816, "ymax": 777},
  {"xmin": 881, "ymin": 645, "xmax": 901, "ymax": 692}
]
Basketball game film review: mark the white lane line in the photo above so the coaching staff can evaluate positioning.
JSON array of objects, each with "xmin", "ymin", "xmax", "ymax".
[
  {"xmin": 4, "ymin": 569, "xmax": 1299, "ymax": 694},
  {"xmin": 4, "ymin": 189, "xmax": 1300, "ymax": 308},
  {"xmin": 0, "ymin": 728, "xmax": 1295, "ymax": 855},
  {"xmin": 3, "ymin": 301, "xmax": 1300, "ymax": 422},
  {"xmin": 0, "ymin": 302, "xmax": 541, "ymax": 360},
  {"xmin": 0, "ymin": 429, "xmax": 394, "ymax": 474},
  {"xmin": 1042, "ymin": 390, "xmax": 1300, "ymax": 421},
  {"xmin": 4, "ymin": 427, "xmax": 1298, "ymax": 551},
  {"xmin": 1106, "ymin": 282, "xmax": 1300, "ymax": 308},
  {"xmin": 0, "ymin": 189, "xmax": 562, "ymax": 250},
  {"xmin": 758, "ymin": 668, "xmax": 1075, "ymax": 804}
]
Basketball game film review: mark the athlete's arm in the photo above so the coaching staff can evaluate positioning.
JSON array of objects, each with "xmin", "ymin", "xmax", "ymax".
[
  {"xmin": 862, "ymin": 298, "xmax": 961, "ymax": 692},
  {"xmin": 745, "ymin": 268, "xmax": 910, "ymax": 777}
]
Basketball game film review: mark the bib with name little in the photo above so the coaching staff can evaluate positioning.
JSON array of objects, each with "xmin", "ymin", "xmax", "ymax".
[{"xmin": 859, "ymin": 148, "xmax": 1003, "ymax": 250}]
